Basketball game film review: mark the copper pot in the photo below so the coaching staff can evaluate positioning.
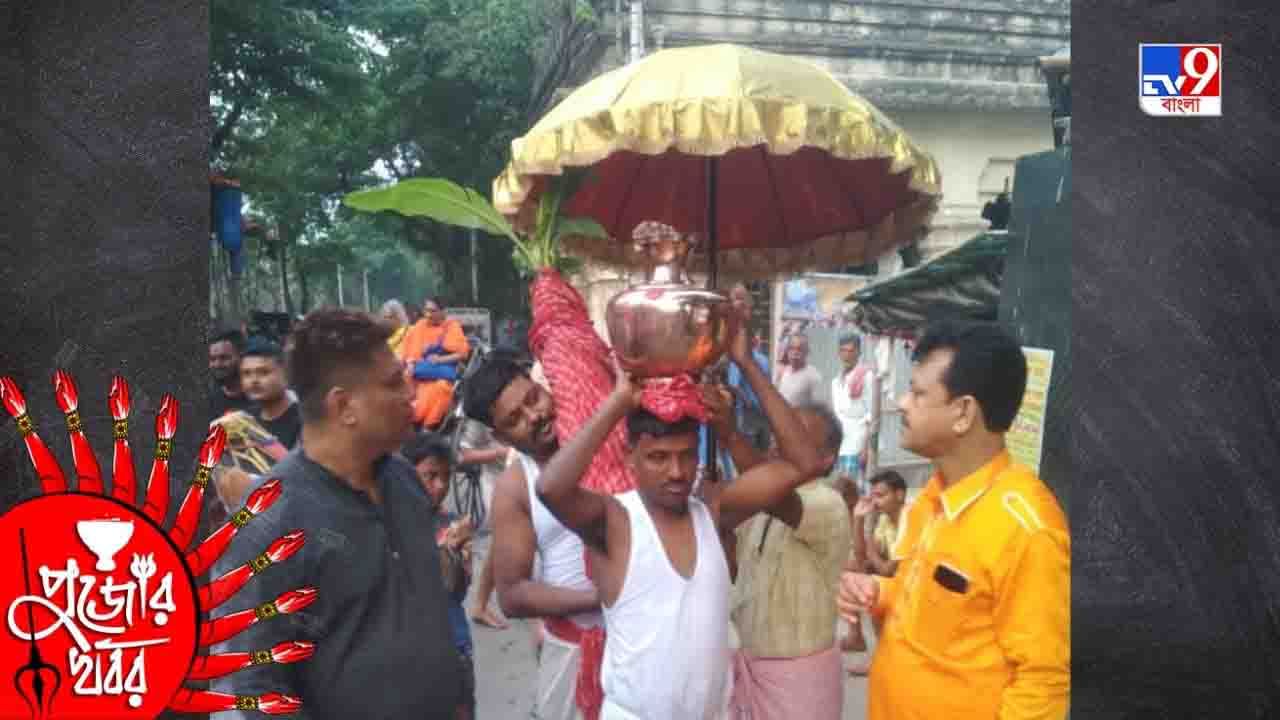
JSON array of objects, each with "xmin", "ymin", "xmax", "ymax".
[{"xmin": 606, "ymin": 222, "xmax": 734, "ymax": 379}]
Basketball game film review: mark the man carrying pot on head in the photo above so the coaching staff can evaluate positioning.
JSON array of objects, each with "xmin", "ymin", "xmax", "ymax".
[{"xmin": 534, "ymin": 316, "xmax": 831, "ymax": 719}]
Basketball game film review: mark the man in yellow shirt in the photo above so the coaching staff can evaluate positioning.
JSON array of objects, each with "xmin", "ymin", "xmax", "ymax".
[{"xmin": 838, "ymin": 321, "xmax": 1070, "ymax": 720}]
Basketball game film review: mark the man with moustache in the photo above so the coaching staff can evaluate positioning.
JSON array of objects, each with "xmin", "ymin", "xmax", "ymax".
[
  {"xmin": 838, "ymin": 321, "xmax": 1069, "ymax": 720},
  {"xmin": 534, "ymin": 323, "xmax": 827, "ymax": 719},
  {"xmin": 462, "ymin": 349, "xmax": 602, "ymax": 720},
  {"xmin": 215, "ymin": 308, "xmax": 462, "ymax": 719}
]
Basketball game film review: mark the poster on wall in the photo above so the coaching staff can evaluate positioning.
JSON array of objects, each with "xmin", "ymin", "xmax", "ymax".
[
  {"xmin": 782, "ymin": 278, "xmax": 820, "ymax": 319},
  {"xmin": 1008, "ymin": 346, "xmax": 1054, "ymax": 474},
  {"xmin": 775, "ymin": 274, "xmax": 873, "ymax": 364}
]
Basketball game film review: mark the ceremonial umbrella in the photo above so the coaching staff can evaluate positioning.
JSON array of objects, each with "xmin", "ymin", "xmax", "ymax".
[{"xmin": 493, "ymin": 43, "xmax": 942, "ymax": 281}]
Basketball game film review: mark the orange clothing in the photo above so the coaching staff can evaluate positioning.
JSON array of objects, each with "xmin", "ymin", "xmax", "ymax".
[
  {"xmin": 869, "ymin": 450, "xmax": 1069, "ymax": 720},
  {"xmin": 400, "ymin": 319, "xmax": 469, "ymax": 427}
]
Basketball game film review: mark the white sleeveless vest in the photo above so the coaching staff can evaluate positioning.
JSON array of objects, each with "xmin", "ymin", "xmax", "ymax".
[
  {"xmin": 517, "ymin": 451, "xmax": 602, "ymax": 629},
  {"xmin": 600, "ymin": 490, "xmax": 732, "ymax": 719}
]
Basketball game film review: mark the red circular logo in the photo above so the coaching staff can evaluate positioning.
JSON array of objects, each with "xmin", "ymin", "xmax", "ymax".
[{"xmin": 0, "ymin": 493, "xmax": 198, "ymax": 719}]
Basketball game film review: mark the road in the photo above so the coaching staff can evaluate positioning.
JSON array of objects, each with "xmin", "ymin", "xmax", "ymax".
[{"xmin": 465, "ymin": 538, "xmax": 871, "ymax": 719}]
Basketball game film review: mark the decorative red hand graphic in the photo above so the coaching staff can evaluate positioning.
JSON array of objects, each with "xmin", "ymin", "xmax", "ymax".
[
  {"xmin": 142, "ymin": 394, "xmax": 179, "ymax": 524},
  {"xmin": 170, "ymin": 425, "xmax": 228, "ymax": 550},
  {"xmin": 199, "ymin": 530, "xmax": 306, "ymax": 610},
  {"xmin": 0, "ymin": 375, "xmax": 68, "ymax": 493},
  {"xmin": 108, "ymin": 374, "xmax": 138, "ymax": 504},
  {"xmin": 168, "ymin": 689, "xmax": 304, "ymax": 715},
  {"xmin": 53, "ymin": 369, "xmax": 104, "ymax": 494},
  {"xmin": 185, "ymin": 641, "xmax": 317, "ymax": 681},
  {"xmin": 199, "ymin": 587, "xmax": 319, "ymax": 647},
  {"xmin": 185, "ymin": 477, "xmax": 284, "ymax": 577}
]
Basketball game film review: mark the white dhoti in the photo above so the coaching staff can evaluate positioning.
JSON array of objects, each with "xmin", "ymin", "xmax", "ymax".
[{"xmin": 535, "ymin": 630, "xmax": 585, "ymax": 720}]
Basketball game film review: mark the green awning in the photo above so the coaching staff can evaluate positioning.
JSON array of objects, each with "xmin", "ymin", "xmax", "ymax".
[{"xmin": 846, "ymin": 231, "xmax": 1009, "ymax": 335}]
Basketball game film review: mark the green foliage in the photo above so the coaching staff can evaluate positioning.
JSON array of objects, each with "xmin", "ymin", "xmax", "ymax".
[
  {"xmin": 211, "ymin": 0, "xmax": 612, "ymax": 322},
  {"xmin": 343, "ymin": 174, "xmax": 608, "ymax": 278},
  {"xmin": 345, "ymin": 179, "xmax": 519, "ymax": 243}
]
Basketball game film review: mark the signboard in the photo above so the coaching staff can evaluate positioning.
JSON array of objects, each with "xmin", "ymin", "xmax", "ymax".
[
  {"xmin": 1008, "ymin": 346, "xmax": 1054, "ymax": 474},
  {"xmin": 447, "ymin": 307, "xmax": 492, "ymax": 345}
]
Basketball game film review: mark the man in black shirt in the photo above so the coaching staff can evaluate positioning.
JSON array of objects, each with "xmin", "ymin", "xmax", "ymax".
[
  {"xmin": 213, "ymin": 308, "xmax": 463, "ymax": 719},
  {"xmin": 210, "ymin": 328, "xmax": 251, "ymax": 421},
  {"xmin": 241, "ymin": 337, "xmax": 301, "ymax": 448}
]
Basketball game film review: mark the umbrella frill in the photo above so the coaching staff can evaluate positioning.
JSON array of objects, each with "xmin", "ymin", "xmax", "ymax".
[{"xmin": 493, "ymin": 44, "xmax": 942, "ymax": 277}]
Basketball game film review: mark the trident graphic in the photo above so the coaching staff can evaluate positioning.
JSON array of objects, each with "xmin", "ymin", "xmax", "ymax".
[{"xmin": 13, "ymin": 528, "xmax": 62, "ymax": 720}]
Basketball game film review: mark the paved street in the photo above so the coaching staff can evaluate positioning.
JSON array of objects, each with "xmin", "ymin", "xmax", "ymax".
[{"xmin": 464, "ymin": 537, "xmax": 870, "ymax": 719}]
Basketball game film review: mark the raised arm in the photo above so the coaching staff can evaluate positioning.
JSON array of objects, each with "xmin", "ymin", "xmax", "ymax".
[
  {"xmin": 536, "ymin": 369, "xmax": 639, "ymax": 551},
  {"xmin": 702, "ymin": 383, "xmax": 766, "ymax": 473},
  {"xmin": 490, "ymin": 464, "xmax": 598, "ymax": 618},
  {"xmin": 718, "ymin": 318, "xmax": 827, "ymax": 531},
  {"xmin": 458, "ymin": 421, "xmax": 509, "ymax": 466},
  {"xmin": 728, "ymin": 322, "xmax": 823, "ymax": 478}
]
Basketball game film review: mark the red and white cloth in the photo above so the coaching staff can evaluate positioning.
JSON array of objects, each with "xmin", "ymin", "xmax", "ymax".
[{"xmin": 529, "ymin": 269, "xmax": 635, "ymax": 496}]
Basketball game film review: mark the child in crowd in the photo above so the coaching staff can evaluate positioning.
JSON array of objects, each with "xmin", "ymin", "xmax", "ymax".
[{"xmin": 405, "ymin": 432, "xmax": 477, "ymax": 720}]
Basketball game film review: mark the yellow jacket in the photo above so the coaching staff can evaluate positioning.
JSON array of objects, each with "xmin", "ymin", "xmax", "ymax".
[{"xmin": 870, "ymin": 450, "xmax": 1070, "ymax": 720}]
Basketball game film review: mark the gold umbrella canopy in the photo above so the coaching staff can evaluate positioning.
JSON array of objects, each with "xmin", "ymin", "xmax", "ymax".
[{"xmin": 493, "ymin": 43, "xmax": 942, "ymax": 278}]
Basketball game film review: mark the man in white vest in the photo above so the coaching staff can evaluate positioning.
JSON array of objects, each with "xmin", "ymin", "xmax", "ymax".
[
  {"xmin": 462, "ymin": 350, "xmax": 601, "ymax": 720},
  {"xmin": 535, "ymin": 318, "xmax": 832, "ymax": 719}
]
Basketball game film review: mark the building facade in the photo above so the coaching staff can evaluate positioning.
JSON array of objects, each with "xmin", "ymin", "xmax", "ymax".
[{"xmin": 594, "ymin": 0, "xmax": 1070, "ymax": 261}]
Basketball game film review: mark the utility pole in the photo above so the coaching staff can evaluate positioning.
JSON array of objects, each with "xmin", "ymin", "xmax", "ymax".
[
  {"xmin": 629, "ymin": 0, "xmax": 644, "ymax": 64},
  {"xmin": 470, "ymin": 228, "xmax": 479, "ymax": 305}
]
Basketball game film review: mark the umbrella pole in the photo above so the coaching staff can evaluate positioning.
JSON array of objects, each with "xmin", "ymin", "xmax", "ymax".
[
  {"xmin": 705, "ymin": 156, "xmax": 721, "ymax": 485},
  {"xmin": 706, "ymin": 156, "xmax": 719, "ymax": 289}
]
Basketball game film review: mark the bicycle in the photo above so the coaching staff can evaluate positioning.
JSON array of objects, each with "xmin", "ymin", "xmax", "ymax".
[{"xmin": 436, "ymin": 338, "xmax": 493, "ymax": 529}]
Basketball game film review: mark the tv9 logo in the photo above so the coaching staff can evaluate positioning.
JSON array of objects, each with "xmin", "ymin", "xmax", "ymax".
[{"xmin": 1140, "ymin": 44, "xmax": 1222, "ymax": 116}]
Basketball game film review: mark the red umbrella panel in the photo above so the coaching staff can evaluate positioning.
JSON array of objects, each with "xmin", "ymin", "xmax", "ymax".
[{"xmin": 547, "ymin": 145, "xmax": 934, "ymax": 278}]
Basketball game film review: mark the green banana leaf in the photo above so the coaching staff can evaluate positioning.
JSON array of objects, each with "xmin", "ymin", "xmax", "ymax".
[
  {"xmin": 342, "ymin": 174, "xmax": 609, "ymax": 277},
  {"xmin": 343, "ymin": 178, "xmax": 518, "ymax": 243}
]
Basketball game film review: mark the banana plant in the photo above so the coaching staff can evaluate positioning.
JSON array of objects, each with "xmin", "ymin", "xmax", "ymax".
[{"xmin": 342, "ymin": 170, "xmax": 607, "ymax": 277}]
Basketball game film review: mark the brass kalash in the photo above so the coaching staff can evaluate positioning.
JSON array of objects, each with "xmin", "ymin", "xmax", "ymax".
[{"xmin": 606, "ymin": 221, "xmax": 735, "ymax": 379}]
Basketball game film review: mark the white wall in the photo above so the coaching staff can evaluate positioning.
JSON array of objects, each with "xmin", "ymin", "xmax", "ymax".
[{"xmin": 885, "ymin": 108, "xmax": 1054, "ymax": 257}]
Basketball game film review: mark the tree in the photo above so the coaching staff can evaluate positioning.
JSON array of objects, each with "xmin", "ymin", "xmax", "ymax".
[
  {"xmin": 210, "ymin": 0, "xmax": 366, "ymax": 159},
  {"xmin": 525, "ymin": 0, "xmax": 611, "ymax": 124},
  {"xmin": 210, "ymin": 0, "xmax": 618, "ymax": 325}
]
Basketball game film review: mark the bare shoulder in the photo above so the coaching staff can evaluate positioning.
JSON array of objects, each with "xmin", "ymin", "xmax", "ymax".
[
  {"xmin": 493, "ymin": 462, "xmax": 530, "ymax": 512},
  {"xmin": 597, "ymin": 493, "xmax": 633, "ymax": 604},
  {"xmin": 601, "ymin": 493, "xmax": 632, "ymax": 556}
]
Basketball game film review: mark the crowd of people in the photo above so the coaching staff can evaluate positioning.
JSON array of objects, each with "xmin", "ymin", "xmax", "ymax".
[{"xmin": 201, "ymin": 288, "xmax": 1068, "ymax": 720}]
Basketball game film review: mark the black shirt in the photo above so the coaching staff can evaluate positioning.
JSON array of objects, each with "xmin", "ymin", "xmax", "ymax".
[
  {"xmin": 212, "ymin": 449, "xmax": 462, "ymax": 719},
  {"xmin": 210, "ymin": 383, "xmax": 252, "ymax": 422},
  {"xmin": 256, "ymin": 402, "xmax": 301, "ymax": 449}
]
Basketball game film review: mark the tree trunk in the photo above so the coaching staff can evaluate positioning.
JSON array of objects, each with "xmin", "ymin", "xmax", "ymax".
[
  {"xmin": 297, "ymin": 248, "xmax": 311, "ymax": 314},
  {"xmin": 278, "ymin": 229, "xmax": 295, "ymax": 316},
  {"xmin": 228, "ymin": 262, "xmax": 243, "ymax": 326},
  {"xmin": 245, "ymin": 237, "xmax": 258, "ymax": 312}
]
